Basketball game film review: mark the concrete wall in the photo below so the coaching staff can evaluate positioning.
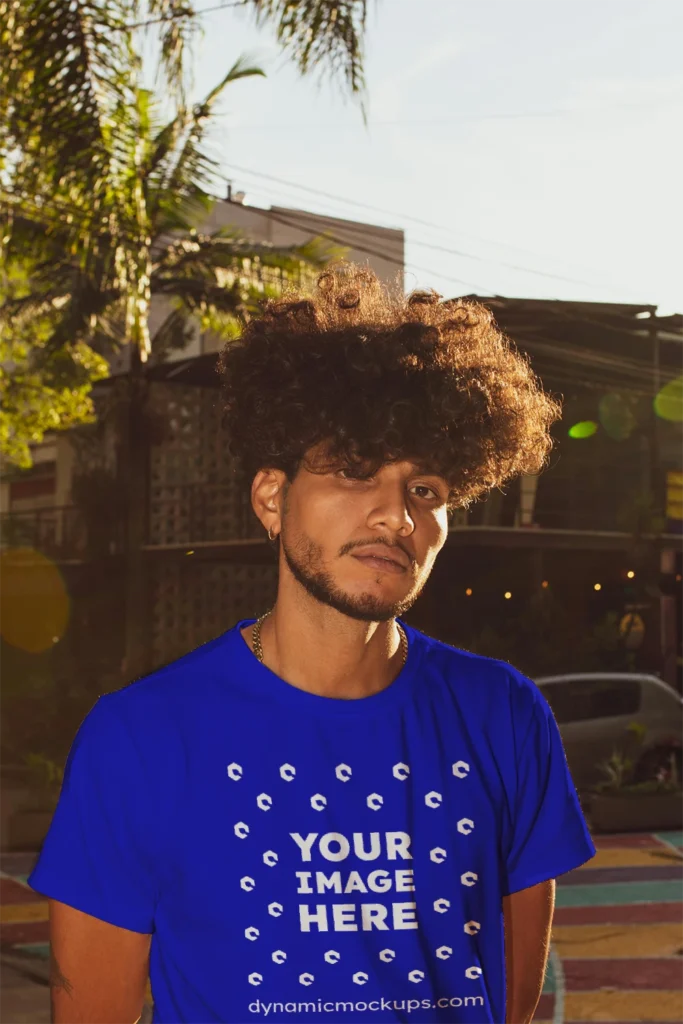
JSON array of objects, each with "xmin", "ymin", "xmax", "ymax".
[
  {"xmin": 204, "ymin": 200, "xmax": 404, "ymax": 286},
  {"xmin": 161, "ymin": 200, "xmax": 404, "ymax": 361}
]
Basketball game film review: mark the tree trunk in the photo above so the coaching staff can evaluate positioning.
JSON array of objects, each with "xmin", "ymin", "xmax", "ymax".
[{"xmin": 119, "ymin": 346, "xmax": 151, "ymax": 680}]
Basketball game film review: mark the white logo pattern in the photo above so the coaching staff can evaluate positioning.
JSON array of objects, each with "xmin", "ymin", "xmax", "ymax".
[{"xmin": 231, "ymin": 756, "xmax": 483, "ymax": 986}]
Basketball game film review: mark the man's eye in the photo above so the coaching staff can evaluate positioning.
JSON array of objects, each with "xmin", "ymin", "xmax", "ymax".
[{"xmin": 410, "ymin": 485, "xmax": 441, "ymax": 500}]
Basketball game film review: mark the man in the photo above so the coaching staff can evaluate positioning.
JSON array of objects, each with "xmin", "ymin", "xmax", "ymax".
[{"xmin": 29, "ymin": 264, "xmax": 596, "ymax": 1023}]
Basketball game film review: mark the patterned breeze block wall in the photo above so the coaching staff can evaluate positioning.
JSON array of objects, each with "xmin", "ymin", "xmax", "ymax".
[
  {"xmin": 147, "ymin": 381, "xmax": 277, "ymax": 665},
  {"xmin": 148, "ymin": 382, "xmax": 262, "ymax": 546},
  {"xmin": 151, "ymin": 560, "xmax": 278, "ymax": 667}
]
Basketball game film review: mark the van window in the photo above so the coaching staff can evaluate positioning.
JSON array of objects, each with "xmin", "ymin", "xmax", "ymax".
[{"xmin": 540, "ymin": 678, "xmax": 641, "ymax": 724}]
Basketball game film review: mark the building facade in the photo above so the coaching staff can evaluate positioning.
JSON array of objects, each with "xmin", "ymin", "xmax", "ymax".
[{"xmin": 2, "ymin": 205, "xmax": 682, "ymax": 706}]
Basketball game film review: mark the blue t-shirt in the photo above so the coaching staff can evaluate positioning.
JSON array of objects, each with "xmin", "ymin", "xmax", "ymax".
[{"xmin": 29, "ymin": 618, "xmax": 596, "ymax": 1023}]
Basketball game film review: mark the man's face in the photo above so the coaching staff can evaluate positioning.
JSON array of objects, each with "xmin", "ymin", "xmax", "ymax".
[{"xmin": 276, "ymin": 447, "xmax": 450, "ymax": 622}]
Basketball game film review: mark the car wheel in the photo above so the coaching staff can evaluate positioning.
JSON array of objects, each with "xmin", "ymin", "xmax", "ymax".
[{"xmin": 633, "ymin": 745, "xmax": 682, "ymax": 785}]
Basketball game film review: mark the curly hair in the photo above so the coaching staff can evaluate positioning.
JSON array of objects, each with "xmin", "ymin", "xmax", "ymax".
[{"xmin": 218, "ymin": 262, "xmax": 563, "ymax": 511}]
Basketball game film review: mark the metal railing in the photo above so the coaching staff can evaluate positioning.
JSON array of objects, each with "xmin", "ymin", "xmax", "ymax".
[
  {"xmin": 1, "ymin": 506, "xmax": 89, "ymax": 561},
  {"xmin": 147, "ymin": 483, "xmax": 663, "ymax": 545},
  {"xmin": 3, "ymin": 484, "xmax": 676, "ymax": 560}
]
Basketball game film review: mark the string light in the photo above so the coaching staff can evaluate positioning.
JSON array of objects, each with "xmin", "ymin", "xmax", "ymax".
[{"xmin": 456, "ymin": 569, "xmax": 671, "ymax": 598}]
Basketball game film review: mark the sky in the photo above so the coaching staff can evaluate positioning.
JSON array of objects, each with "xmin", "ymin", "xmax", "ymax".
[{"xmin": 140, "ymin": 0, "xmax": 683, "ymax": 313}]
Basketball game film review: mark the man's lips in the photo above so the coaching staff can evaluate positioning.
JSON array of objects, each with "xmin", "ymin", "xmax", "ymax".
[{"xmin": 351, "ymin": 549, "xmax": 408, "ymax": 573}]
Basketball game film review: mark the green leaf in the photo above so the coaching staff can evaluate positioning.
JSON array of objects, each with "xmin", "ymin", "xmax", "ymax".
[{"xmin": 1, "ymin": 0, "xmax": 361, "ymax": 467}]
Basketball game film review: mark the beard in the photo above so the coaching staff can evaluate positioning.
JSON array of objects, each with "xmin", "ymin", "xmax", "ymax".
[{"xmin": 280, "ymin": 525, "xmax": 430, "ymax": 623}]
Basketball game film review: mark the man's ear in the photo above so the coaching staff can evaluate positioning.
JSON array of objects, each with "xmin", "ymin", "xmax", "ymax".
[{"xmin": 251, "ymin": 468, "xmax": 289, "ymax": 535}]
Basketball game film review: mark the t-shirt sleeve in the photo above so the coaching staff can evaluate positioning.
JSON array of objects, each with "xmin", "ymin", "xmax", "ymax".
[
  {"xmin": 27, "ymin": 693, "xmax": 158, "ymax": 933},
  {"xmin": 503, "ymin": 670, "xmax": 597, "ymax": 896}
]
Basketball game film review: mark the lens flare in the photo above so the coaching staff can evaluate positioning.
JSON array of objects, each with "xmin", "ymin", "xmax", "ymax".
[
  {"xmin": 598, "ymin": 393, "xmax": 637, "ymax": 441},
  {"xmin": 568, "ymin": 420, "xmax": 598, "ymax": 439},
  {"xmin": 0, "ymin": 548, "xmax": 70, "ymax": 653},
  {"xmin": 654, "ymin": 376, "xmax": 683, "ymax": 423}
]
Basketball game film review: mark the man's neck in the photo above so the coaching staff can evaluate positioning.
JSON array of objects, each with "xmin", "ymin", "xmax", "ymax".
[{"xmin": 240, "ymin": 600, "xmax": 405, "ymax": 700}]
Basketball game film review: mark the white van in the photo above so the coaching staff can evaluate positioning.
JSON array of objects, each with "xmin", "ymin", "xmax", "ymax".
[{"xmin": 535, "ymin": 672, "xmax": 683, "ymax": 793}]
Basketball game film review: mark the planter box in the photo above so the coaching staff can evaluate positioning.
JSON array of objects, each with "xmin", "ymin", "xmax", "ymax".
[
  {"xmin": 589, "ymin": 791, "xmax": 683, "ymax": 833},
  {"xmin": 5, "ymin": 809, "xmax": 54, "ymax": 851}
]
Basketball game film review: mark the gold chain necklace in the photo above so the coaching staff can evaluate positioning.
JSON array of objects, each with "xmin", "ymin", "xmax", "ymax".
[{"xmin": 252, "ymin": 611, "xmax": 409, "ymax": 668}]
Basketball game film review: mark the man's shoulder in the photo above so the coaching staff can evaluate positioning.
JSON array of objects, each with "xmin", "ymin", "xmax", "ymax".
[
  {"xmin": 411, "ymin": 623, "xmax": 529, "ymax": 684},
  {"xmin": 408, "ymin": 624, "xmax": 541, "ymax": 710},
  {"xmin": 100, "ymin": 626, "xmax": 239, "ymax": 722}
]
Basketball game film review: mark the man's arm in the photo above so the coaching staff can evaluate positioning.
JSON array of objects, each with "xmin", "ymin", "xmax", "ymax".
[
  {"xmin": 49, "ymin": 899, "xmax": 152, "ymax": 1023},
  {"xmin": 502, "ymin": 878, "xmax": 555, "ymax": 1024}
]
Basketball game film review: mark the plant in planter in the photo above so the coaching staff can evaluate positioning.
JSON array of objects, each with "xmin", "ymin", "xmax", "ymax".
[
  {"xmin": 6, "ymin": 751, "xmax": 64, "ymax": 852},
  {"xmin": 589, "ymin": 722, "xmax": 683, "ymax": 833}
]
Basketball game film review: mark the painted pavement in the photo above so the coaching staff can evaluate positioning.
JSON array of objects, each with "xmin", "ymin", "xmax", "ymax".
[{"xmin": 1, "ymin": 832, "xmax": 682, "ymax": 1022}]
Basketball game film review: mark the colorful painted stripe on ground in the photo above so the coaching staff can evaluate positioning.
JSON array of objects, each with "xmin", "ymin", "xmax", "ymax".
[
  {"xmin": 535, "ymin": 830, "xmax": 683, "ymax": 1023},
  {"xmin": 2, "ymin": 833, "xmax": 682, "ymax": 1021}
]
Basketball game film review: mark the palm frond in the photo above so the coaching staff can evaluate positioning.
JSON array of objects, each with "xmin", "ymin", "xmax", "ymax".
[
  {"xmin": 151, "ymin": 227, "xmax": 326, "ymax": 337},
  {"xmin": 145, "ymin": 0, "xmax": 201, "ymax": 107},
  {"xmin": 1, "ymin": 2, "xmax": 364, "ymax": 465},
  {"xmin": 149, "ymin": 303, "xmax": 198, "ymax": 362},
  {"xmin": 162, "ymin": 57, "xmax": 265, "ymax": 203},
  {"xmin": 1, "ymin": 0, "xmax": 140, "ymax": 200},
  {"xmin": 153, "ymin": 229, "xmax": 310, "ymax": 282},
  {"xmin": 201, "ymin": 54, "xmax": 266, "ymax": 108},
  {"xmin": 246, "ymin": 0, "xmax": 368, "ymax": 95}
]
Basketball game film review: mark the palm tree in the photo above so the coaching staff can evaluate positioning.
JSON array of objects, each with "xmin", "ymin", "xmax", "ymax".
[
  {"xmin": 0, "ymin": 0, "xmax": 366, "ymax": 464},
  {"xmin": 1, "ymin": 1, "xmax": 368, "ymax": 201},
  {"xmin": 1, "ymin": 0, "xmax": 363, "ymax": 674},
  {"xmin": 1, "ymin": 61, "xmax": 327, "ymax": 468},
  {"xmin": 3, "ymin": 59, "xmax": 337, "ymax": 673},
  {"xmin": 3, "ymin": 57, "xmax": 325, "ymax": 358},
  {"xmin": 1, "ymin": 0, "xmax": 365, "ymax": 675}
]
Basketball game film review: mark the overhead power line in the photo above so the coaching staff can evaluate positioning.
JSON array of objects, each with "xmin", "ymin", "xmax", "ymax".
[
  {"xmin": 236, "ymin": 205, "xmax": 677, "ymax": 366},
  {"xmin": 222, "ymin": 163, "xmax": 624, "ymax": 293},
  {"xmin": 224, "ymin": 175, "xmax": 674, "ymax": 336},
  {"xmin": 221, "ymin": 98, "xmax": 680, "ymax": 127},
  {"xmin": 219, "ymin": 200, "xmax": 678, "ymax": 367},
  {"xmin": 127, "ymin": 1, "xmax": 246, "ymax": 30},
  {"xmin": 223, "ymin": 175, "xmax": 657, "ymax": 330},
  {"xmin": 251, "ymin": 204, "xmax": 494, "ymax": 295},
  {"xmin": 7, "ymin": 185, "xmax": 673, "ymax": 376}
]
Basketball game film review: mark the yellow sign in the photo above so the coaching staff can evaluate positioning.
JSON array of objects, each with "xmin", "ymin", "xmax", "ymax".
[{"xmin": 619, "ymin": 612, "xmax": 645, "ymax": 650}]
